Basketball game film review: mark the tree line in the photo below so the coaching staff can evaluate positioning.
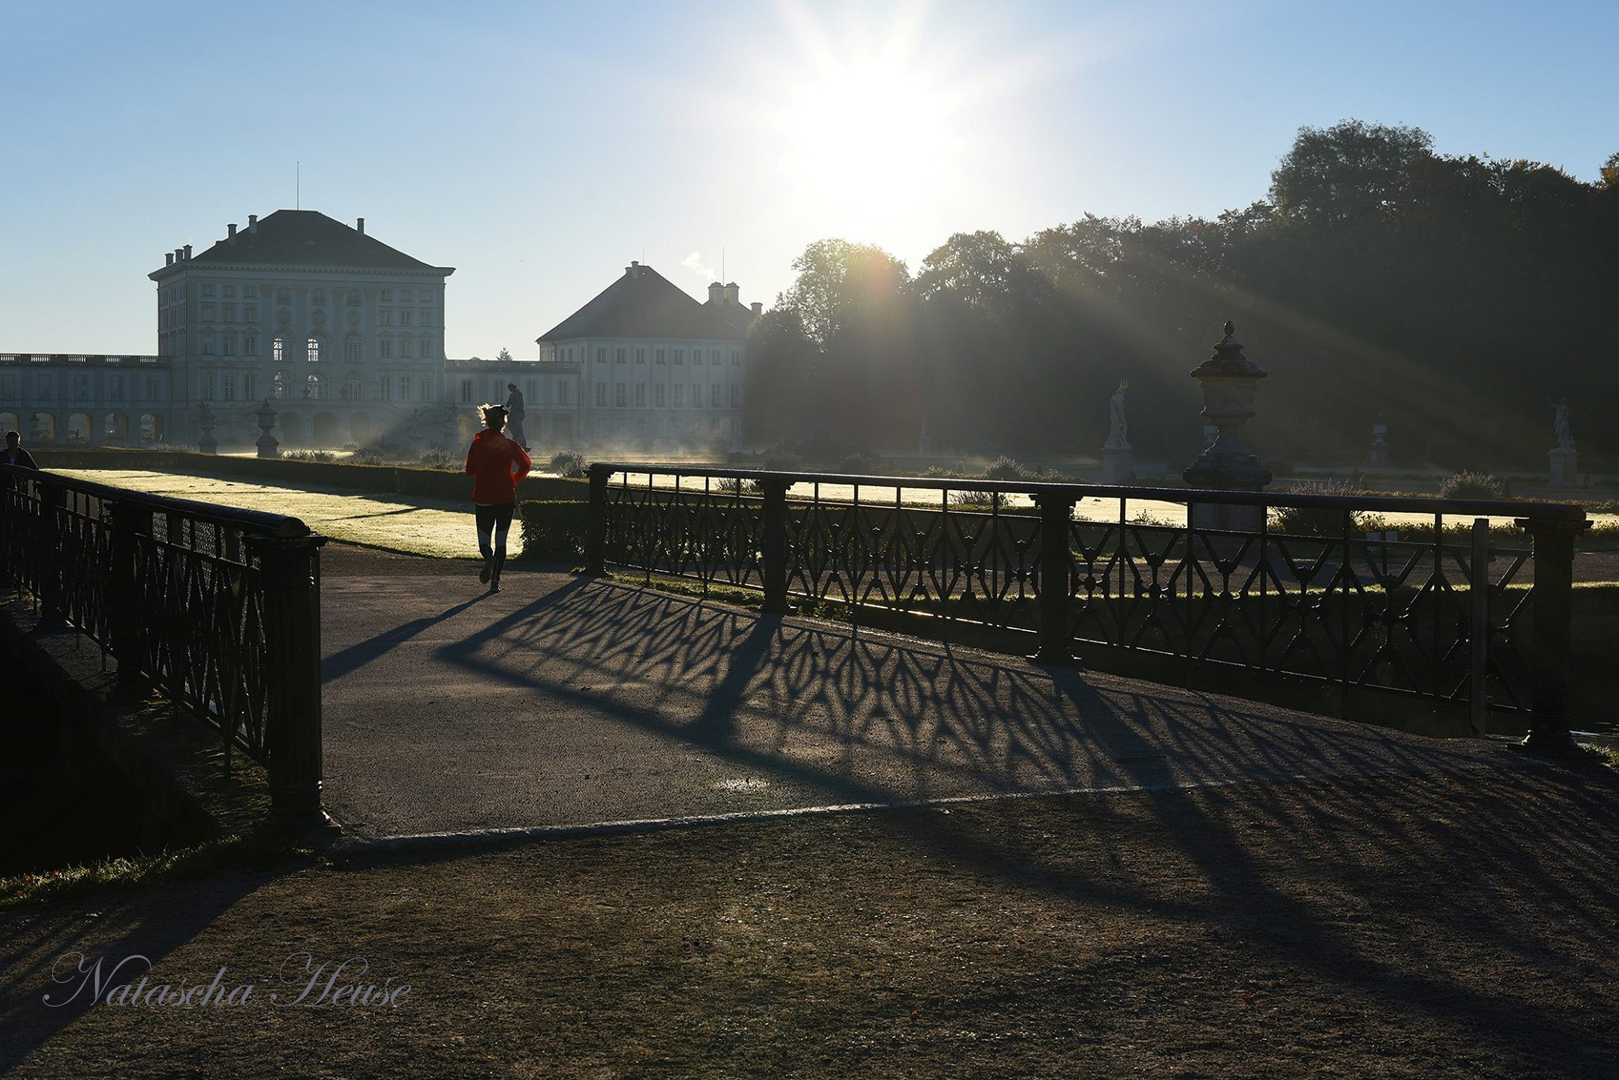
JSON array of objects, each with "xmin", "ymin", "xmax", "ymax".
[{"xmin": 743, "ymin": 120, "xmax": 1619, "ymax": 473}]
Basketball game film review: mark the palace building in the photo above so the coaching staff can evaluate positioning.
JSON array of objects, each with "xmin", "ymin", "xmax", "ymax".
[{"xmin": 0, "ymin": 212, "xmax": 756, "ymax": 453}]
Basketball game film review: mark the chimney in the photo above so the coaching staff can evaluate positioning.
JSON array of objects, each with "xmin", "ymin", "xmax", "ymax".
[
  {"xmin": 228, "ymin": 223, "xmax": 237, "ymax": 239},
  {"xmin": 165, "ymin": 253, "xmax": 174, "ymax": 266},
  {"xmin": 626, "ymin": 260, "xmax": 641, "ymax": 279},
  {"xmin": 183, "ymin": 244, "xmax": 192, "ymax": 260},
  {"xmin": 356, "ymin": 217, "xmax": 365, "ymax": 235},
  {"xmin": 723, "ymin": 282, "xmax": 740, "ymax": 305},
  {"xmin": 174, "ymin": 248, "xmax": 183, "ymax": 262},
  {"xmin": 248, "ymin": 214, "xmax": 258, "ymax": 233},
  {"xmin": 707, "ymin": 282, "xmax": 724, "ymax": 304},
  {"xmin": 750, "ymin": 301, "xmax": 762, "ymax": 316}
]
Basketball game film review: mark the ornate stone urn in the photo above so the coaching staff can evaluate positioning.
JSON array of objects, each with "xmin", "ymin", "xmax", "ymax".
[
  {"xmin": 1184, "ymin": 321, "xmax": 1270, "ymax": 491},
  {"xmin": 1183, "ymin": 321, "xmax": 1270, "ymax": 530},
  {"xmin": 254, "ymin": 399, "xmax": 280, "ymax": 459},
  {"xmin": 197, "ymin": 401, "xmax": 219, "ymax": 455}
]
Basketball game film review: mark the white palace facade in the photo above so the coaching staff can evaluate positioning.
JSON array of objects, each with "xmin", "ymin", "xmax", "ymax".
[{"xmin": 0, "ymin": 210, "xmax": 754, "ymax": 453}]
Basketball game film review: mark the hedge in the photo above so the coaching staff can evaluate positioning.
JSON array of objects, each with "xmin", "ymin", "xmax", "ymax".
[
  {"xmin": 518, "ymin": 501, "xmax": 590, "ymax": 562},
  {"xmin": 33, "ymin": 446, "xmax": 590, "ymax": 502}
]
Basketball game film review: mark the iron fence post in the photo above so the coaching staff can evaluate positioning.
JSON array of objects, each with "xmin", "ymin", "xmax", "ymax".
[
  {"xmin": 254, "ymin": 534, "xmax": 328, "ymax": 828},
  {"xmin": 38, "ymin": 479, "xmax": 67, "ymax": 623},
  {"xmin": 1034, "ymin": 491, "xmax": 1076, "ymax": 664},
  {"xmin": 585, "ymin": 463, "xmax": 610, "ymax": 576},
  {"xmin": 761, "ymin": 477, "xmax": 789, "ymax": 613},
  {"xmin": 1468, "ymin": 518, "xmax": 1490, "ymax": 737},
  {"xmin": 1516, "ymin": 515, "xmax": 1586, "ymax": 754},
  {"xmin": 108, "ymin": 501, "xmax": 152, "ymax": 695}
]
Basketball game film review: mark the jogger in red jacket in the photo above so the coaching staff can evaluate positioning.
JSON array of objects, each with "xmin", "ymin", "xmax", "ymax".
[{"xmin": 463, "ymin": 404, "xmax": 532, "ymax": 592}]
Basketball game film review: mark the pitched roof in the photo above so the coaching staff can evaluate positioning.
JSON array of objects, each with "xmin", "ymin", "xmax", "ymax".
[
  {"xmin": 537, "ymin": 264, "xmax": 753, "ymax": 343},
  {"xmin": 172, "ymin": 210, "xmax": 452, "ymax": 273}
]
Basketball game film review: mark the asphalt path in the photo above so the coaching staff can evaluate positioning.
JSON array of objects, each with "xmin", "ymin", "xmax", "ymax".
[{"xmin": 319, "ymin": 547, "xmax": 1515, "ymax": 839}]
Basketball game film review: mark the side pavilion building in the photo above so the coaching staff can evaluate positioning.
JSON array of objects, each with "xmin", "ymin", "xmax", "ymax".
[{"xmin": 533, "ymin": 261, "xmax": 760, "ymax": 451}]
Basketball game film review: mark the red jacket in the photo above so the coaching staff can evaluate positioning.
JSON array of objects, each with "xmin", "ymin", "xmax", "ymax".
[{"xmin": 464, "ymin": 430, "xmax": 532, "ymax": 504}]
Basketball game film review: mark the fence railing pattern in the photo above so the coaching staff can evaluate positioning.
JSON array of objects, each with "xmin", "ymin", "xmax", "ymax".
[
  {"xmin": 0, "ymin": 464, "xmax": 326, "ymax": 824},
  {"xmin": 587, "ymin": 464, "xmax": 1586, "ymax": 749}
]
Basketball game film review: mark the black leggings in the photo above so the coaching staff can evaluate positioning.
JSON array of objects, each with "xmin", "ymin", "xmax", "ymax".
[{"xmin": 474, "ymin": 502, "xmax": 516, "ymax": 561}]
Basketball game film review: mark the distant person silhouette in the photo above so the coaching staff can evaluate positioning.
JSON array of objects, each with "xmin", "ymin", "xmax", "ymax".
[
  {"xmin": 504, "ymin": 383, "xmax": 529, "ymax": 450},
  {"xmin": 3, "ymin": 431, "xmax": 39, "ymax": 470},
  {"xmin": 463, "ymin": 405, "xmax": 531, "ymax": 593}
]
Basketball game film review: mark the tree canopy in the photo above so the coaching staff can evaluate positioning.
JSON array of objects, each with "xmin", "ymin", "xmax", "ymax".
[{"xmin": 744, "ymin": 122, "xmax": 1619, "ymax": 472}]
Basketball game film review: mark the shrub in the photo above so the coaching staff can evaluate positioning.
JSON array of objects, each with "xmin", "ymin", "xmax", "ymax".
[
  {"xmin": 983, "ymin": 456, "xmax": 1026, "ymax": 481},
  {"xmin": 1438, "ymin": 470, "xmax": 1506, "ymax": 501},
  {"xmin": 923, "ymin": 464, "xmax": 963, "ymax": 479},
  {"xmin": 1269, "ymin": 478, "xmax": 1384, "ymax": 537},
  {"xmin": 517, "ymin": 501, "xmax": 590, "ymax": 562},
  {"xmin": 948, "ymin": 489, "xmax": 996, "ymax": 507},
  {"xmin": 285, "ymin": 449, "xmax": 335, "ymax": 463},
  {"xmin": 716, "ymin": 476, "xmax": 762, "ymax": 495},
  {"xmin": 549, "ymin": 450, "xmax": 586, "ymax": 478},
  {"xmin": 419, "ymin": 447, "xmax": 456, "ymax": 470},
  {"xmin": 837, "ymin": 452, "xmax": 886, "ymax": 475},
  {"xmin": 761, "ymin": 445, "xmax": 801, "ymax": 472},
  {"xmin": 350, "ymin": 447, "xmax": 386, "ymax": 466}
]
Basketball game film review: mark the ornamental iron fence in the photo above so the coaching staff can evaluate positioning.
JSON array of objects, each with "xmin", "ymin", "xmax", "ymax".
[
  {"xmin": 587, "ymin": 463, "xmax": 1587, "ymax": 751},
  {"xmin": 0, "ymin": 464, "xmax": 326, "ymax": 825}
]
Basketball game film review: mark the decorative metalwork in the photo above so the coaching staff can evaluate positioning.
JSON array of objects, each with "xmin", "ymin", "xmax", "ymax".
[
  {"xmin": 0, "ymin": 465, "xmax": 325, "ymax": 816},
  {"xmin": 591, "ymin": 464, "xmax": 1586, "ymax": 729}
]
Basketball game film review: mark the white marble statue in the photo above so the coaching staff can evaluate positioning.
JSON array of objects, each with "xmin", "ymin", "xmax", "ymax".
[
  {"xmin": 1550, "ymin": 396, "xmax": 1572, "ymax": 452},
  {"xmin": 504, "ymin": 382, "xmax": 529, "ymax": 450},
  {"xmin": 1104, "ymin": 380, "xmax": 1130, "ymax": 450}
]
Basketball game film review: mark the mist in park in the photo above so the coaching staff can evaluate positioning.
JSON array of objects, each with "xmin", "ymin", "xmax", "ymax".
[{"xmin": 4, "ymin": 3, "xmax": 1619, "ymax": 1076}]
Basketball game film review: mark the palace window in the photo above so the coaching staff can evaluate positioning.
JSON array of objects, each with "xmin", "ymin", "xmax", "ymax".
[
  {"xmin": 307, "ymin": 373, "xmax": 327, "ymax": 400},
  {"xmin": 557, "ymin": 381, "xmax": 569, "ymax": 405},
  {"xmin": 244, "ymin": 374, "xmax": 255, "ymax": 399},
  {"xmin": 203, "ymin": 285, "xmax": 214, "ymax": 297},
  {"xmin": 313, "ymin": 288, "xmax": 327, "ymax": 305},
  {"xmin": 245, "ymin": 334, "xmax": 258, "ymax": 356},
  {"xmin": 223, "ymin": 285, "xmax": 235, "ymax": 298},
  {"xmin": 343, "ymin": 338, "xmax": 362, "ymax": 364},
  {"xmin": 273, "ymin": 370, "xmax": 288, "ymax": 400},
  {"xmin": 616, "ymin": 348, "xmax": 626, "ymax": 364},
  {"xmin": 380, "ymin": 338, "xmax": 393, "ymax": 358},
  {"xmin": 615, "ymin": 384, "xmax": 626, "ymax": 408},
  {"xmin": 380, "ymin": 290, "xmax": 392, "ymax": 301},
  {"xmin": 711, "ymin": 385, "xmax": 720, "ymax": 408},
  {"xmin": 223, "ymin": 336, "xmax": 235, "ymax": 355},
  {"xmin": 655, "ymin": 384, "xmax": 665, "ymax": 407},
  {"xmin": 711, "ymin": 350, "xmax": 721, "ymax": 365},
  {"xmin": 273, "ymin": 337, "xmax": 285, "ymax": 363},
  {"xmin": 730, "ymin": 350, "xmax": 741, "ymax": 366},
  {"xmin": 462, "ymin": 380, "xmax": 474, "ymax": 403},
  {"xmin": 692, "ymin": 350, "xmax": 702, "ymax": 366},
  {"xmin": 223, "ymin": 305, "xmax": 235, "ymax": 322},
  {"xmin": 276, "ymin": 287, "xmax": 290, "ymax": 304},
  {"xmin": 690, "ymin": 384, "xmax": 701, "ymax": 409},
  {"xmin": 655, "ymin": 349, "xmax": 665, "ymax": 364},
  {"xmin": 674, "ymin": 349, "xmax": 684, "ymax": 365},
  {"xmin": 246, "ymin": 305, "xmax": 258, "ymax": 321},
  {"xmin": 673, "ymin": 384, "xmax": 684, "ymax": 408},
  {"xmin": 347, "ymin": 291, "xmax": 361, "ymax": 306},
  {"xmin": 420, "ymin": 376, "xmax": 431, "ymax": 399},
  {"xmin": 381, "ymin": 376, "xmax": 392, "ymax": 401},
  {"xmin": 200, "ymin": 373, "xmax": 214, "ymax": 398},
  {"xmin": 400, "ymin": 289, "xmax": 412, "ymax": 302},
  {"xmin": 342, "ymin": 374, "xmax": 361, "ymax": 401},
  {"xmin": 400, "ymin": 375, "xmax": 413, "ymax": 401},
  {"xmin": 635, "ymin": 383, "xmax": 646, "ymax": 407},
  {"xmin": 222, "ymin": 373, "xmax": 236, "ymax": 401},
  {"xmin": 635, "ymin": 348, "xmax": 645, "ymax": 364},
  {"xmin": 595, "ymin": 382, "xmax": 607, "ymax": 406},
  {"xmin": 596, "ymin": 348, "xmax": 606, "ymax": 364},
  {"xmin": 381, "ymin": 309, "xmax": 393, "ymax": 326},
  {"xmin": 401, "ymin": 310, "xmax": 413, "ymax": 327},
  {"xmin": 306, "ymin": 338, "xmax": 321, "ymax": 363}
]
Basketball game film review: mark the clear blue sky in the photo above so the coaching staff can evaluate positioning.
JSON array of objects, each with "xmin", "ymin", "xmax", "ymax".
[{"xmin": 3, "ymin": 0, "xmax": 1614, "ymax": 357}]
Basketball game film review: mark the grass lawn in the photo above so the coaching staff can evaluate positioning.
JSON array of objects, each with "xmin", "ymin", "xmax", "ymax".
[{"xmin": 55, "ymin": 469, "xmax": 482, "ymax": 558}]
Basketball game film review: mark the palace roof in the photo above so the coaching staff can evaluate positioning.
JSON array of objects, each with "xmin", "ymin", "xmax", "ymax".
[
  {"xmin": 537, "ymin": 264, "xmax": 753, "ymax": 343},
  {"xmin": 170, "ymin": 210, "xmax": 452, "ymax": 274}
]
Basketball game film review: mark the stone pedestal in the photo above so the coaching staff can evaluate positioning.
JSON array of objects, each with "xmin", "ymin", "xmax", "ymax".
[
  {"xmin": 1368, "ymin": 423, "xmax": 1388, "ymax": 467},
  {"xmin": 1191, "ymin": 502, "xmax": 1266, "ymax": 534},
  {"xmin": 254, "ymin": 400, "xmax": 280, "ymax": 459},
  {"xmin": 197, "ymin": 402, "xmax": 218, "ymax": 455},
  {"xmin": 1549, "ymin": 448, "xmax": 1579, "ymax": 487},
  {"xmin": 1100, "ymin": 447, "xmax": 1134, "ymax": 484}
]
